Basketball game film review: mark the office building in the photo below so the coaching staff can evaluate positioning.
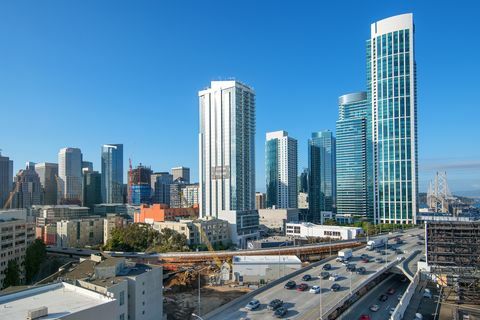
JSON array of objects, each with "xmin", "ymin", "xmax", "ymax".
[
  {"xmin": 336, "ymin": 92, "xmax": 369, "ymax": 221},
  {"xmin": 368, "ymin": 14, "xmax": 418, "ymax": 223},
  {"xmin": 265, "ymin": 131, "xmax": 298, "ymax": 209},
  {"xmin": 0, "ymin": 282, "xmax": 117, "ymax": 319},
  {"xmin": 0, "ymin": 209, "xmax": 35, "ymax": 288},
  {"xmin": 56, "ymin": 217, "xmax": 104, "ymax": 248},
  {"xmin": 10, "ymin": 162, "xmax": 42, "ymax": 209},
  {"xmin": 93, "ymin": 203, "xmax": 128, "ymax": 216},
  {"xmin": 258, "ymin": 208, "xmax": 299, "ymax": 232},
  {"xmin": 183, "ymin": 183, "xmax": 199, "ymax": 207},
  {"xmin": 0, "ymin": 152, "xmax": 13, "ymax": 209},
  {"xmin": 35, "ymin": 162, "xmax": 58, "ymax": 205},
  {"xmin": 135, "ymin": 203, "xmax": 198, "ymax": 223},
  {"xmin": 33, "ymin": 204, "xmax": 91, "ymax": 227},
  {"xmin": 171, "ymin": 166, "xmax": 190, "ymax": 184},
  {"xmin": 83, "ymin": 170, "xmax": 102, "ymax": 208},
  {"xmin": 151, "ymin": 172, "xmax": 172, "ymax": 205},
  {"xmin": 82, "ymin": 161, "xmax": 93, "ymax": 172},
  {"xmin": 285, "ymin": 222, "xmax": 363, "ymax": 240},
  {"xmin": 255, "ymin": 192, "xmax": 266, "ymax": 210},
  {"xmin": 308, "ymin": 131, "xmax": 336, "ymax": 222},
  {"xmin": 199, "ymin": 80, "xmax": 259, "ymax": 247},
  {"xmin": 101, "ymin": 144, "xmax": 124, "ymax": 204},
  {"xmin": 298, "ymin": 168, "xmax": 308, "ymax": 193},
  {"xmin": 57, "ymin": 147, "xmax": 83, "ymax": 205},
  {"xmin": 129, "ymin": 164, "xmax": 152, "ymax": 205}
]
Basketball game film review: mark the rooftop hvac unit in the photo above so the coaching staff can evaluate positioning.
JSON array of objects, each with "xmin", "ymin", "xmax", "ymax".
[{"xmin": 27, "ymin": 306, "xmax": 48, "ymax": 320}]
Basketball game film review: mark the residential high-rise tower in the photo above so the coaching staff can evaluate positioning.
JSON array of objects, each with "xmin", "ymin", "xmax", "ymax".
[{"xmin": 101, "ymin": 144, "xmax": 124, "ymax": 204}]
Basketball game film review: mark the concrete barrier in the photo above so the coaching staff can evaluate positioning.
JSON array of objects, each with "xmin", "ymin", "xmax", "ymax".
[{"xmin": 390, "ymin": 270, "xmax": 420, "ymax": 320}]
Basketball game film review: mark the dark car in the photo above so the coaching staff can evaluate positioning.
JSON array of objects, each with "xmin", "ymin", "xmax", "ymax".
[
  {"xmin": 322, "ymin": 263, "xmax": 332, "ymax": 270},
  {"xmin": 387, "ymin": 288, "xmax": 396, "ymax": 295},
  {"xmin": 346, "ymin": 264, "xmax": 356, "ymax": 272},
  {"xmin": 396, "ymin": 249, "xmax": 403, "ymax": 254},
  {"xmin": 302, "ymin": 274, "xmax": 312, "ymax": 281},
  {"xmin": 375, "ymin": 257, "xmax": 385, "ymax": 263},
  {"xmin": 356, "ymin": 267, "xmax": 366, "ymax": 274},
  {"xmin": 284, "ymin": 280, "xmax": 296, "ymax": 289},
  {"xmin": 331, "ymin": 283, "xmax": 341, "ymax": 292},
  {"xmin": 417, "ymin": 241, "xmax": 424, "ymax": 245},
  {"xmin": 267, "ymin": 299, "xmax": 283, "ymax": 310},
  {"xmin": 296, "ymin": 283, "xmax": 308, "ymax": 291},
  {"xmin": 360, "ymin": 253, "xmax": 369, "ymax": 259},
  {"xmin": 379, "ymin": 294, "xmax": 388, "ymax": 302},
  {"xmin": 381, "ymin": 251, "xmax": 387, "ymax": 255},
  {"xmin": 274, "ymin": 307, "xmax": 288, "ymax": 318},
  {"xmin": 362, "ymin": 257, "xmax": 370, "ymax": 263},
  {"xmin": 320, "ymin": 271, "xmax": 330, "ymax": 279}
]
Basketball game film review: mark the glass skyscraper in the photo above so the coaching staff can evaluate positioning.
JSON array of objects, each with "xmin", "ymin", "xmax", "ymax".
[
  {"xmin": 336, "ymin": 92, "xmax": 369, "ymax": 222},
  {"xmin": 101, "ymin": 144, "xmax": 123, "ymax": 204},
  {"xmin": 368, "ymin": 13, "xmax": 418, "ymax": 224},
  {"xmin": 308, "ymin": 131, "xmax": 336, "ymax": 222}
]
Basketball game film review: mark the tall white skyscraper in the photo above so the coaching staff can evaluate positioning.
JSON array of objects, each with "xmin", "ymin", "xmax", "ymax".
[
  {"xmin": 368, "ymin": 13, "xmax": 418, "ymax": 223},
  {"xmin": 57, "ymin": 147, "xmax": 83, "ymax": 204},
  {"xmin": 198, "ymin": 80, "xmax": 259, "ymax": 247},
  {"xmin": 101, "ymin": 144, "xmax": 123, "ymax": 204},
  {"xmin": 265, "ymin": 131, "xmax": 298, "ymax": 209}
]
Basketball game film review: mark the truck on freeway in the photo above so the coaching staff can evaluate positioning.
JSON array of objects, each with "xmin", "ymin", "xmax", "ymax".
[
  {"xmin": 366, "ymin": 236, "xmax": 388, "ymax": 250},
  {"xmin": 337, "ymin": 248, "xmax": 353, "ymax": 261}
]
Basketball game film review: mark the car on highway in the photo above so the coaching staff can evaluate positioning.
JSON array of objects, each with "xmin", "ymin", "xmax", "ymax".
[
  {"xmin": 379, "ymin": 294, "xmax": 388, "ymax": 302},
  {"xmin": 356, "ymin": 267, "xmax": 366, "ymax": 274},
  {"xmin": 346, "ymin": 264, "xmax": 356, "ymax": 272},
  {"xmin": 396, "ymin": 249, "xmax": 403, "ymax": 254},
  {"xmin": 284, "ymin": 280, "xmax": 296, "ymax": 289},
  {"xmin": 360, "ymin": 253, "xmax": 369, "ymax": 259},
  {"xmin": 274, "ymin": 307, "xmax": 288, "ymax": 318},
  {"xmin": 341, "ymin": 260, "xmax": 349, "ymax": 266},
  {"xmin": 330, "ymin": 283, "xmax": 341, "ymax": 292},
  {"xmin": 309, "ymin": 285, "xmax": 321, "ymax": 294},
  {"xmin": 369, "ymin": 304, "xmax": 380, "ymax": 312},
  {"xmin": 329, "ymin": 273, "xmax": 339, "ymax": 281},
  {"xmin": 417, "ymin": 241, "xmax": 424, "ymax": 245},
  {"xmin": 245, "ymin": 299, "xmax": 260, "ymax": 310},
  {"xmin": 359, "ymin": 315, "xmax": 371, "ymax": 320},
  {"xmin": 389, "ymin": 307, "xmax": 395, "ymax": 315},
  {"xmin": 380, "ymin": 250, "xmax": 387, "ymax": 255},
  {"xmin": 387, "ymin": 288, "xmax": 396, "ymax": 295},
  {"xmin": 322, "ymin": 263, "xmax": 332, "ymax": 270},
  {"xmin": 361, "ymin": 257, "xmax": 370, "ymax": 263},
  {"xmin": 296, "ymin": 283, "xmax": 309, "ymax": 291},
  {"xmin": 267, "ymin": 299, "xmax": 283, "ymax": 310},
  {"xmin": 375, "ymin": 257, "xmax": 384, "ymax": 263},
  {"xmin": 397, "ymin": 294, "xmax": 403, "ymax": 301},
  {"xmin": 302, "ymin": 274, "xmax": 312, "ymax": 281},
  {"xmin": 320, "ymin": 271, "xmax": 330, "ymax": 279}
]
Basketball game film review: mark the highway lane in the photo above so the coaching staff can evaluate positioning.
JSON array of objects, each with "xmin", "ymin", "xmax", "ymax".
[
  {"xmin": 206, "ymin": 229, "xmax": 424, "ymax": 320},
  {"xmin": 338, "ymin": 274, "xmax": 409, "ymax": 320}
]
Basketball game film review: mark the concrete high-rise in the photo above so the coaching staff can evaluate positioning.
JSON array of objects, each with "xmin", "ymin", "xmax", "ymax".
[
  {"xmin": 265, "ymin": 131, "xmax": 298, "ymax": 209},
  {"xmin": 308, "ymin": 131, "xmax": 336, "ymax": 222},
  {"xmin": 58, "ymin": 147, "xmax": 83, "ymax": 205},
  {"xmin": 35, "ymin": 163, "xmax": 58, "ymax": 205},
  {"xmin": 336, "ymin": 92, "xmax": 369, "ymax": 222},
  {"xmin": 171, "ymin": 167, "xmax": 190, "ymax": 184},
  {"xmin": 10, "ymin": 162, "xmax": 42, "ymax": 208},
  {"xmin": 101, "ymin": 144, "xmax": 124, "ymax": 204},
  {"xmin": 0, "ymin": 152, "xmax": 13, "ymax": 208},
  {"xmin": 368, "ymin": 13, "xmax": 418, "ymax": 223},
  {"xmin": 199, "ymin": 80, "xmax": 259, "ymax": 247}
]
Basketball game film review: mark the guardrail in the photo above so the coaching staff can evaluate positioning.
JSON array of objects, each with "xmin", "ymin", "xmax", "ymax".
[{"xmin": 390, "ymin": 270, "xmax": 420, "ymax": 320}]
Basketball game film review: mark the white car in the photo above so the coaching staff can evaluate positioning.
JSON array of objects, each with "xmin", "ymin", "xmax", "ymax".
[
  {"xmin": 309, "ymin": 285, "xmax": 321, "ymax": 294},
  {"xmin": 369, "ymin": 304, "xmax": 380, "ymax": 312},
  {"xmin": 329, "ymin": 274, "xmax": 339, "ymax": 281},
  {"xmin": 389, "ymin": 307, "xmax": 395, "ymax": 315},
  {"xmin": 245, "ymin": 299, "xmax": 260, "ymax": 310}
]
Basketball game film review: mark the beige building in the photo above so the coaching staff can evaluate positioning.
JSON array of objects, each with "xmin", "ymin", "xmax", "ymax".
[
  {"xmin": 298, "ymin": 192, "xmax": 308, "ymax": 209},
  {"xmin": 153, "ymin": 217, "xmax": 230, "ymax": 247},
  {"xmin": 103, "ymin": 214, "xmax": 128, "ymax": 245},
  {"xmin": 255, "ymin": 192, "xmax": 266, "ymax": 209},
  {"xmin": 258, "ymin": 208, "xmax": 300, "ymax": 232},
  {"xmin": 32, "ymin": 205, "xmax": 90, "ymax": 227},
  {"xmin": 65, "ymin": 255, "xmax": 163, "ymax": 320},
  {"xmin": 0, "ymin": 209, "xmax": 35, "ymax": 288},
  {"xmin": 56, "ymin": 217, "xmax": 104, "ymax": 248}
]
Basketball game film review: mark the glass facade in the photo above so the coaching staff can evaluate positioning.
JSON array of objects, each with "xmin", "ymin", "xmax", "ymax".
[
  {"xmin": 369, "ymin": 14, "xmax": 418, "ymax": 224},
  {"xmin": 265, "ymin": 138, "xmax": 278, "ymax": 208},
  {"xmin": 101, "ymin": 144, "xmax": 123, "ymax": 204},
  {"xmin": 336, "ymin": 92, "xmax": 369, "ymax": 221},
  {"xmin": 308, "ymin": 131, "xmax": 336, "ymax": 222}
]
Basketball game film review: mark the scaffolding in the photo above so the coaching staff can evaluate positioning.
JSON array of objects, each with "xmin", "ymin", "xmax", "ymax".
[{"xmin": 426, "ymin": 221, "xmax": 480, "ymax": 303}]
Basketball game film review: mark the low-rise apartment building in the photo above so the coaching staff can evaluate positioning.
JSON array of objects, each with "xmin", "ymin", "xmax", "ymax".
[{"xmin": 56, "ymin": 217, "xmax": 104, "ymax": 248}]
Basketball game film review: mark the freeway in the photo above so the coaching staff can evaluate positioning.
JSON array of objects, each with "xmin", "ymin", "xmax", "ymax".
[
  {"xmin": 339, "ymin": 274, "xmax": 409, "ymax": 320},
  {"xmin": 206, "ymin": 228, "xmax": 424, "ymax": 320}
]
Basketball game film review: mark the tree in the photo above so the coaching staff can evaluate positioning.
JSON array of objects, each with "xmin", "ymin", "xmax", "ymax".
[
  {"xmin": 3, "ymin": 260, "xmax": 20, "ymax": 289},
  {"xmin": 25, "ymin": 239, "xmax": 47, "ymax": 283}
]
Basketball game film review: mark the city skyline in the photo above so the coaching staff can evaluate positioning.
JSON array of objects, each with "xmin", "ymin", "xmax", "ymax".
[{"xmin": 1, "ymin": 1, "xmax": 480, "ymax": 195}]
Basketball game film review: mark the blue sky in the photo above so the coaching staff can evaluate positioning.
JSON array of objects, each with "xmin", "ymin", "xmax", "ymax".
[{"xmin": 1, "ymin": 1, "xmax": 479, "ymax": 194}]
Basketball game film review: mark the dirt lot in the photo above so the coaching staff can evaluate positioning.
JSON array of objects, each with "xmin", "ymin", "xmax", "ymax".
[{"xmin": 164, "ymin": 283, "xmax": 250, "ymax": 320}]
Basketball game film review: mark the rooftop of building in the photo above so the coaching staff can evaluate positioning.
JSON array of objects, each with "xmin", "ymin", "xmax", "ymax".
[
  {"xmin": 287, "ymin": 222, "xmax": 363, "ymax": 230},
  {"xmin": 233, "ymin": 255, "xmax": 301, "ymax": 264},
  {"xmin": 0, "ymin": 282, "xmax": 114, "ymax": 320}
]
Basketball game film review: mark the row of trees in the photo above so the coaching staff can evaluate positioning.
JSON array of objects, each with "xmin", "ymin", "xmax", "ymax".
[{"xmin": 103, "ymin": 223, "xmax": 190, "ymax": 253}]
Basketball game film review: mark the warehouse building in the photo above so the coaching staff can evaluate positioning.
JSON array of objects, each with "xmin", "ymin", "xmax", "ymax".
[
  {"xmin": 232, "ymin": 255, "xmax": 302, "ymax": 283},
  {"xmin": 285, "ymin": 222, "xmax": 363, "ymax": 240}
]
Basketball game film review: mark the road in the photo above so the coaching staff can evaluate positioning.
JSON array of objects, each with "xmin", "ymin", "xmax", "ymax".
[
  {"xmin": 206, "ymin": 229, "xmax": 424, "ymax": 320},
  {"xmin": 339, "ymin": 274, "xmax": 409, "ymax": 320}
]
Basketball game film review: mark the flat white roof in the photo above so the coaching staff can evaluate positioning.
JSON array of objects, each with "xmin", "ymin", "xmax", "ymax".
[
  {"xmin": 287, "ymin": 222, "xmax": 362, "ymax": 231},
  {"xmin": 0, "ymin": 282, "xmax": 114, "ymax": 319},
  {"xmin": 233, "ymin": 255, "xmax": 301, "ymax": 265}
]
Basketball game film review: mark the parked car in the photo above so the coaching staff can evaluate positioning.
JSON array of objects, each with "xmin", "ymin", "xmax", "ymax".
[
  {"xmin": 329, "ymin": 274, "xmax": 339, "ymax": 281},
  {"xmin": 356, "ymin": 267, "xmax": 366, "ymax": 274},
  {"xmin": 379, "ymin": 294, "xmax": 388, "ymax": 302},
  {"xmin": 369, "ymin": 304, "xmax": 380, "ymax": 312},
  {"xmin": 302, "ymin": 274, "xmax": 312, "ymax": 281},
  {"xmin": 284, "ymin": 281, "xmax": 296, "ymax": 289},
  {"xmin": 274, "ymin": 307, "xmax": 288, "ymax": 318},
  {"xmin": 267, "ymin": 299, "xmax": 283, "ymax": 310},
  {"xmin": 296, "ymin": 283, "xmax": 308, "ymax": 292},
  {"xmin": 387, "ymin": 288, "xmax": 396, "ymax": 295},
  {"xmin": 322, "ymin": 263, "xmax": 332, "ymax": 270},
  {"xmin": 245, "ymin": 299, "xmax": 260, "ymax": 310},
  {"xmin": 320, "ymin": 271, "xmax": 330, "ymax": 279},
  {"xmin": 309, "ymin": 285, "xmax": 321, "ymax": 294},
  {"xmin": 331, "ymin": 283, "xmax": 341, "ymax": 292}
]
